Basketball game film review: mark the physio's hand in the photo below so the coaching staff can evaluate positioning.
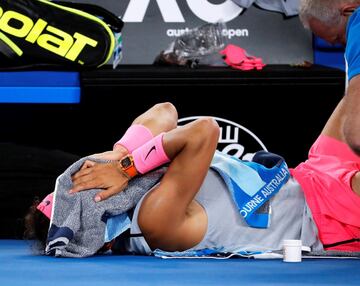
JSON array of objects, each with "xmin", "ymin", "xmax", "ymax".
[{"xmin": 70, "ymin": 161, "xmax": 130, "ymax": 202}]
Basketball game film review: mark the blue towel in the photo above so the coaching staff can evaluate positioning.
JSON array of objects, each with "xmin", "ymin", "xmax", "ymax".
[{"xmin": 210, "ymin": 150, "xmax": 290, "ymax": 228}]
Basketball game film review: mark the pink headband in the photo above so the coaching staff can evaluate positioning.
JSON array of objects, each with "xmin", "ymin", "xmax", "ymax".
[{"xmin": 36, "ymin": 193, "xmax": 54, "ymax": 219}]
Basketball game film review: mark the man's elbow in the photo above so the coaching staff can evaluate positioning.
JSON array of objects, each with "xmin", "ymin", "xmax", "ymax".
[{"xmin": 196, "ymin": 117, "xmax": 220, "ymax": 143}]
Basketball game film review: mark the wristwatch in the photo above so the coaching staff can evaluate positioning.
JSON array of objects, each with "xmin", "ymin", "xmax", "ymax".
[{"xmin": 119, "ymin": 154, "xmax": 138, "ymax": 178}]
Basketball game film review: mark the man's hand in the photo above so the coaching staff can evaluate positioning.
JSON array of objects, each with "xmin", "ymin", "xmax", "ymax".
[
  {"xmin": 84, "ymin": 145, "xmax": 128, "ymax": 165},
  {"xmin": 70, "ymin": 161, "xmax": 130, "ymax": 202}
]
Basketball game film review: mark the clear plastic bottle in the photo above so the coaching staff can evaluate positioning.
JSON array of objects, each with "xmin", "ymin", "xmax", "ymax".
[{"xmin": 172, "ymin": 22, "xmax": 227, "ymax": 61}]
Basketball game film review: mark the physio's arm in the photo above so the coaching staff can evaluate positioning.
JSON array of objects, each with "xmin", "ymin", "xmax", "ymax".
[{"xmin": 343, "ymin": 75, "xmax": 360, "ymax": 155}]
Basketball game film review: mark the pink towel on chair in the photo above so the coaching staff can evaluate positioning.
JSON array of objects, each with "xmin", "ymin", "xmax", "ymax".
[{"xmin": 220, "ymin": 44, "xmax": 266, "ymax": 71}]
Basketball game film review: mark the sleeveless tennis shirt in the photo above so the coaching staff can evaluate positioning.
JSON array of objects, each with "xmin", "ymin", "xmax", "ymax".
[{"xmin": 123, "ymin": 169, "xmax": 322, "ymax": 255}]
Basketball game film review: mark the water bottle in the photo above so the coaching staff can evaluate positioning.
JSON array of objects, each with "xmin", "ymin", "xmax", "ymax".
[{"xmin": 172, "ymin": 22, "xmax": 227, "ymax": 61}]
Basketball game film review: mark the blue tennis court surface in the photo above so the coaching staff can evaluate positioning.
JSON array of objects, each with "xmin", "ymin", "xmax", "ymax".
[{"xmin": 1, "ymin": 240, "xmax": 359, "ymax": 285}]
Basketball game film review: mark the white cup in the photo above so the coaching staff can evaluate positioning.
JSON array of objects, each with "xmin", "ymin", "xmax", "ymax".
[{"xmin": 283, "ymin": 239, "xmax": 302, "ymax": 262}]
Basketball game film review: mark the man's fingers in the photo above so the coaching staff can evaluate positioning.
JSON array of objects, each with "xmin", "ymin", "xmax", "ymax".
[
  {"xmin": 80, "ymin": 160, "xmax": 96, "ymax": 170},
  {"xmin": 70, "ymin": 177, "xmax": 99, "ymax": 194},
  {"xmin": 94, "ymin": 185, "xmax": 125, "ymax": 202},
  {"xmin": 72, "ymin": 164, "xmax": 95, "ymax": 180}
]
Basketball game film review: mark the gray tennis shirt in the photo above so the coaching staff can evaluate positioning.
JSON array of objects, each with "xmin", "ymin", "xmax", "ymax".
[{"xmin": 125, "ymin": 169, "xmax": 323, "ymax": 255}]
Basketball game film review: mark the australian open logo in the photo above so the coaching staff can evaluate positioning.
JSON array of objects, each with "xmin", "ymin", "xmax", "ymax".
[
  {"xmin": 178, "ymin": 116, "xmax": 267, "ymax": 161},
  {"xmin": 123, "ymin": 0, "xmax": 243, "ymax": 23}
]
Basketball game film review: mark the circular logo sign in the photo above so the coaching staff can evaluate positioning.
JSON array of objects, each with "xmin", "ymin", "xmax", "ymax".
[{"xmin": 178, "ymin": 116, "xmax": 267, "ymax": 161}]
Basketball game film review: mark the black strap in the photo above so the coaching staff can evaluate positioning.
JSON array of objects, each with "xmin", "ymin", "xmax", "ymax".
[
  {"xmin": 117, "ymin": 229, "xmax": 144, "ymax": 238},
  {"xmin": 52, "ymin": 1, "xmax": 124, "ymax": 32},
  {"xmin": 323, "ymin": 238, "xmax": 360, "ymax": 249},
  {"xmin": 130, "ymin": 233, "xmax": 144, "ymax": 238}
]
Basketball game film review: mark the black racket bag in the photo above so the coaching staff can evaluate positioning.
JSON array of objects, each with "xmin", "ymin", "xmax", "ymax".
[{"xmin": 0, "ymin": 0, "xmax": 124, "ymax": 69}]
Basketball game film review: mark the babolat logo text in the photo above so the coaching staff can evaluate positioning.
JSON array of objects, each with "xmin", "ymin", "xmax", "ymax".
[
  {"xmin": 178, "ymin": 116, "xmax": 267, "ymax": 161},
  {"xmin": 0, "ymin": 6, "xmax": 98, "ymax": 63}
]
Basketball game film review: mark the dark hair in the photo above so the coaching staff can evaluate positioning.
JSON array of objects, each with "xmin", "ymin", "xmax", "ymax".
[{"xmin": 23, "ymin": 197, "xmax": 50, "ymax": 253}]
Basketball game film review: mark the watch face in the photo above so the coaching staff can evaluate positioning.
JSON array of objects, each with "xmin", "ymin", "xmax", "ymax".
[{"xmin": 121, "ymin": 157, "xmax": 132, "ymax": 168}]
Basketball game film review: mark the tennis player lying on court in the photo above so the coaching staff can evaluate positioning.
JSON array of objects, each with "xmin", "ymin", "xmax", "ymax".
[{"xmin": 25, "ymin": 99, "xmax": 360, "ymax": 257}]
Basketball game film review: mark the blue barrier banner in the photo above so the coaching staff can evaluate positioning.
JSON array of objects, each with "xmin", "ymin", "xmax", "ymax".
[{"xmin": 0, "ymin": 72, "xmax": 80, "ymax": 103}]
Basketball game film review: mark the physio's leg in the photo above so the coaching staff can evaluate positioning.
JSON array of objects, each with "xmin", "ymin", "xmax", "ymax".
[{"xmin": 137, "ymin": 118, "xmax": 220, "ymax": 252}]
